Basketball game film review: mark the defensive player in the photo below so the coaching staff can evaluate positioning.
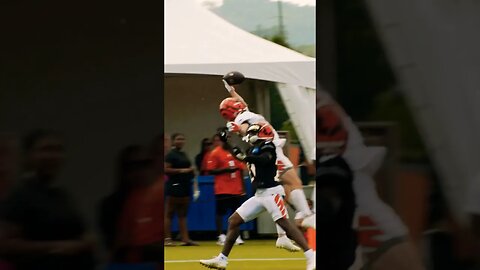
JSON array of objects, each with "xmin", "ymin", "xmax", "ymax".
[
  {"xmin": 219, "ymin": 72, "xmax": 315, "ymax": 252},
  {"xmin": 200, "ymin": 123, "xmax": 315, "ymax": 270}
]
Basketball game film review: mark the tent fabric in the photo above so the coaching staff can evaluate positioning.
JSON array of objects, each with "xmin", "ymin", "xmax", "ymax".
[
  {"xmin": 365, "ymin": 0, "xmax": 480, "ymax": 223},
  {"xmin": 165, "ymin": 0, "xmax": 316, "ymax": 89},
  {"xmin": 276, "ymin": 83, "xmax": 316, "ymax": 162}
]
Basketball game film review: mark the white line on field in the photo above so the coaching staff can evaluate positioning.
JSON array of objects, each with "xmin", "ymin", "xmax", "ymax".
[{"xmin": 165, "ymin": 258, "xmax": 305, "ymax": 263}]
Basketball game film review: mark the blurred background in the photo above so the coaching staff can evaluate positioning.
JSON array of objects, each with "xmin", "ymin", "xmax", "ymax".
[
  {"xmin": 0, "ymin": 1, "xmax": 163, "ymax": 269},
  {"xmin": 319, "ymin": 0, "xmax": 480, "ymax": 270}
]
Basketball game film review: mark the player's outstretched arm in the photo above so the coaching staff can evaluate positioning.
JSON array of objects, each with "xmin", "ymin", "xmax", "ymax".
[
  {"xmin": 223, "ymin": 81, "xmax": 248, "ymax": 108},
  {"xmin": 222, "ymin": 71, "xmax": 248, "ymax": 107}
]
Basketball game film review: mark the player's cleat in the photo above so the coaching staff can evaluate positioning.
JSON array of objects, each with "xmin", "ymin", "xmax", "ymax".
[
  {"xmin": 200, "ymin": 255, "xmax": 228, "ymax": 269},
  {"xmin": 306, "ymin": 251, "xmax": 316, "ymax": 270},
  {"xmin": 217, "ymin": 234, "xmax": 226, "ymax": 246},
  {"xmin": 302, "ymin": 214, "xmax": 316, "ymax": 229},
  {"xmin": 235, "ymin": 235, "xmax": 244, "ymax": 245},
  {"xmin": 164, "ymin": 238, "xmax": 176, "ymax": 247},
  {"xmin": 276, "ymin": 236, "xmax": 301, "ymax": 252}
]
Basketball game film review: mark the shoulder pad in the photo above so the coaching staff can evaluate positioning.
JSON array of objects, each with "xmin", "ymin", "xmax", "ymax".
[{"xmin": 260, "ymin": 142, "xmax": 276, "ymax": 151}]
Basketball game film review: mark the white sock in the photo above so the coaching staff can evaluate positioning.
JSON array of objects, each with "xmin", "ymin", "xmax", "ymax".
[
  {"xmin": 304, "ymin": 249, "xmax": 314, "ymax": 259},
  {"xmin": 219, "ymin": 253, "xmax": 228, "ymax": 260},
  {"xmin": 276, "ymin": 224, "xmax": 286, "ymax": 237},
  {"xmin": 289, "ymin": 189, "xmax": 313, "ymax": 218}
]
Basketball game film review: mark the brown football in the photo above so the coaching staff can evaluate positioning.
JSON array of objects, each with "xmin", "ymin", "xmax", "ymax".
[{"xmin": 223, "ymin": 71, "xmax": 245, "ymax": 85}]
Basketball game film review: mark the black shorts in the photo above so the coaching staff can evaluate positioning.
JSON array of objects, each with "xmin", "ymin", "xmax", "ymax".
[
  {"xmin": 215, "ymin": 194, "xmax": 245, "ymax": 216},
  {"xmin": 165, "ymin": 180, "xmax": 192, "ymax": 197}
]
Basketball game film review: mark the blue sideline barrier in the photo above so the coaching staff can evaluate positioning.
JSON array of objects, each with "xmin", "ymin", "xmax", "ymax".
[{"xmin": 171, "ymin": 175, "xmax": 255, "ymax": 232}]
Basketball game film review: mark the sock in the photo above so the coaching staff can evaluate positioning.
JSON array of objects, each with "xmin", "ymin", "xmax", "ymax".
[
  {"xmin": 276, "ymin": 224, "xmax": 286, "ymax": 237},
  {"xmin": 304, "ymin": 249, "xmax": 314, "ymax": 259},
  {"xmin": 219, "ymin": 253, "xmax": 228, "ymax": 260},
  {"xmin": 289, "ymin": 189, "xmax": 313, "ymax": 218}
]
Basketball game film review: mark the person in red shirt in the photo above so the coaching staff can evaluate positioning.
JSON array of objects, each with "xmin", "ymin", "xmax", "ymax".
[
  {"xmin": 206, "ymin": 129, "xmax": 247, "ymax": 246},
  {"xmin": 102, "ymin": 144, "xmax": 163, "ymax": 263}
]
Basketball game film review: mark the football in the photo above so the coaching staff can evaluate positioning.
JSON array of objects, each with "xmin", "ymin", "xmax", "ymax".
[{"xmin": 223, "ymin": 71, "xmax": 245, "ymax": 86}]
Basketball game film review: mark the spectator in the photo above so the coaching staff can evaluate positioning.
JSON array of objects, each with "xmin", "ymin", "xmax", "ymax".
[
  {"xmin": 98, "ymin": 143, "xmax": 163, "ymax": 264},
  {"xmin": 0, "ymin": 129, "xmax": 96, "ymax": 270},
  {"xmin": 113, "ymin": 145, "xmax": 163, "ymax": 263},
  {"xmin": 205, "ymin": 130, "xmax": 246, "ymax": 246},
  {"xmin": 164, "ymin": 133, "xmax": 198, "ymax": 246},
  {"xmin": 195, "ymin": 138, "xmax": 213, "ymax": 176},
  {"xmin": 98, "ymin": 146, "xmax": 134, "ymax": 256}
]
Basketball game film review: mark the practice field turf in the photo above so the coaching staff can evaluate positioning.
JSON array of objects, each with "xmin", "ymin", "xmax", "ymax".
[{"xmin": 164, "ymin": 240, "xmax": 307, "ymax": 270}]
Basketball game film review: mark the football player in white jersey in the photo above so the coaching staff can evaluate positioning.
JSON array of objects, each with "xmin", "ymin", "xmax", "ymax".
[
  {"xmin": 316, "ymin": 89, "xmax": 425, "ymax": 270},
  {"xmin": 219, "ymin": 71, "xmax": 315, "ymax": 252}
]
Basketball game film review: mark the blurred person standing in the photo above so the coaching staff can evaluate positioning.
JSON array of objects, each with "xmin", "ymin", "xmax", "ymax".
[
  {"xmin": 111, "ymin": 145, "xmax": 163, "ymax": 263},
  {"xmin": 195, "ymin": 138, "xmax": 213, "ymax": 176},
  {"xmin": 205, "ymin": 129, "xmax": 246, "ymax": 246},
  {"xmin": 164, "ymin": 133, "xmax": 199, "ymax": 246},
  {"xmin": 0, "ymin": 129, "xmax": 96, "ymax": 270}
]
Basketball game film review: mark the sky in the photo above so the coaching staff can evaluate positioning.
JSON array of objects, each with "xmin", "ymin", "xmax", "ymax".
[{"xmin": 196, "ymin": 0, "xmax": 315, "ymax": 8}]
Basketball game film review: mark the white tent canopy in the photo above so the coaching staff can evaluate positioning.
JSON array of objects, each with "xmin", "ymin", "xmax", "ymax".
[
  {"xmin": 165, "ymin": 0, "xmax": 316, "ymax": 161},
  {"xmin": 164, "ymin": 0, "xmax": 316, "ymax": 89}
]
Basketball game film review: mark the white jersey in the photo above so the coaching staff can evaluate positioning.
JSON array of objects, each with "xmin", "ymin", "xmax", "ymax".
[
  {"xmin": 234, "ymin": 110, "xmax": 285, "ymax": 148},
  {"xmin": 234, "ymin": 109, "xmax": 293, "ymax": 172},
  {"xmin": 317, "ymin": 89, "xmax": 385, "ymax": 172}
]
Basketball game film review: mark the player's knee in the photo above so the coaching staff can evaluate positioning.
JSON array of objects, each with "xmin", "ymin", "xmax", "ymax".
[
  {"xmin": 228, "ymin": 212, "xmax": 243, "ymax": 227},
  {"xmin": 281, "ymin": 170, "xmax": 302, "ymax": 188}
]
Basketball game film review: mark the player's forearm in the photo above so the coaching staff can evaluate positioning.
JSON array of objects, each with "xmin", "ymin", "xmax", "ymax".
[
  {"xmin": 230, "ymin": 89, "xmax": 248, "ymax": 107},
  {"xmin": 165, "ymin": 167, "xmax": 191, "ymax": 175},
  {"xmin": 193, "ymin": 178, "xmax": 199, "ymax": 191},
  {"xmin": 209, "ymin": 167, "xmax": 237, "ymax": 175},
  {"xmin": 241, "ymin": 172, "xmax": 247, "ymax": 194}
]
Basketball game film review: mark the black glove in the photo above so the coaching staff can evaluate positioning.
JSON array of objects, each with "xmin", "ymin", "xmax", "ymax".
[
  {"xmin": 232, "ymin": 147, "xmax": 246, "ymax": 161},
  {"xmin": 217, "ymin": 127, "xmax": 229, "ymax": 142}
]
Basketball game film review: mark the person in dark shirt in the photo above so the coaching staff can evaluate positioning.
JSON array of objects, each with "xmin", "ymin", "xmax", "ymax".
[
  {"xmin": 164, "ymin": 133, "xmax": 198, "ymax": 246},
  {"xmin": 200, "ymin": 123, "xmax": 315, "ymax": 270},
  {"xmin": 0, "ymin": 129, "xmax": 96, "ymax": 270}
]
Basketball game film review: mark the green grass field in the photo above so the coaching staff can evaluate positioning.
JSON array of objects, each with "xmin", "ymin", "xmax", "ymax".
[{"xmin": 164, "ymin": 240, "xmax": 307, "ymax": 270}]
